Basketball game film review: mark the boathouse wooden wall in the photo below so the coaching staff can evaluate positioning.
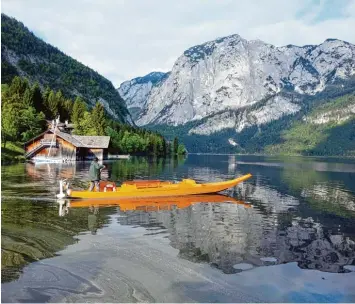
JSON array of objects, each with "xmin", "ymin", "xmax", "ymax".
[
  {"xmin": 25, "ymin": 133, "xmax": 76, "ymax": 160},
  {"xmin": 25, "ymin": 135, "xmax": 45, "ymax": 152},
  {"xmin": 25, "ymin": 133, "xmax": 56, "ymax": 152},
  {"xmin": 57, "ymin": 137, "xmax": 76, "ymax": 160}
]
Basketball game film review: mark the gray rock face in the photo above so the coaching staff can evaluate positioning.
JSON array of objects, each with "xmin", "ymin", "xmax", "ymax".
[
  {"xmin": 118, "ymin": 72, "xmax": 169, "ymax": 121},
  {"xmin": 120, "ymin": 35, "xmax": 355, "ymax": 133}
]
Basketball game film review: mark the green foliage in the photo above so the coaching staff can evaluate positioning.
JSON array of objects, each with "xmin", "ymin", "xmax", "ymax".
[
  {"xmin": 19, "ymin": 107, "xmax": 46, "ymax": 141},
  {"xmin": 22, "ymin": 87, "xmax": 33, "ymax": 107},
  {"xmin": 1, "ymin": 77, "xmax": 47, "ymax": 147},
  {"xmin": 75, "ymin": 112, "xmax": 96, "ymax": 136},
  {"xmin": 31, "ymin": 82, "xmax": 43, "ymax": 112},
  {"xmin": 7, "ymin": 75, "xmax": 29, "ymax": 96},
  {"xmin": 0, "ymin": 15, "xmax": 188, "ymax": 157},
  {"xmin": 1, "ymin": 83, "xmax": 9, "ymax": 93},
  {"xmin": 1, "ymin": 94, "xmax": 22, "ymax": 147},
  {"xmin": 265, "ymin": 93, "xmax": 355, "ymax": 156},
  {"xmin": 91, "ymin": 102, "xmax": 106, "ymax": 135},
  {"xmin": 0, "ymin": 142, "xmax": 25, "ymax": 163},
  {"xmin": 72, "ymin": 96, "xmax": 87, "ymax": 124},
  {"xmin": 62, "ymin": 99, "xmax": 73, "ymax": 121},
  {"xmin": 178, "ymin": 144, "xmax": 186, "ymax": 155},
  {"xmin": 1, "ymin": 13, "xmax": 128, "ymax": 122},
  {"xmin": 1, "ymin": 75, "xmax": 186, "ymax": 158},
  {"xmin": 47, "ymin": 90, "xmax": 59, "ymax": 118},
  {"xmin": 1, "ymin": 59, "xmax": 19, "ymax": 83},
  {"xmin": 104, "ymin": 120, "xmax": 184, "ymax": 156}
]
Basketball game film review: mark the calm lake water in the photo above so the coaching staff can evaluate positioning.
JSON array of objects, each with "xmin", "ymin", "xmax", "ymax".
[{"xmin": 2, "ymin": 155, "xmax": 355, "ymax": 302}]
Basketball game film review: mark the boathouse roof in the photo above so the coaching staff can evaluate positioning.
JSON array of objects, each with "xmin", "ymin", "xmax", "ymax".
[
  {"xmin": 24, "ymin": 129, "xmax": 110, "ymax": 149},
  {"xmin": 72, "ymin": 134, "xmax": 110, "ymax": 148}
]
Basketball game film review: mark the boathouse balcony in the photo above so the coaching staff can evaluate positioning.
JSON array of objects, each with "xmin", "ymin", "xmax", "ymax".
[{"xmin": 40, "ymin": 139, "xmax": 57, "ymax": 146}]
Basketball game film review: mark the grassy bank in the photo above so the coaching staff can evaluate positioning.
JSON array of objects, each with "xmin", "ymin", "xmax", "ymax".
[{"xmin": 1, "ymin": 142, "xmax": 25, "ymax": 164}]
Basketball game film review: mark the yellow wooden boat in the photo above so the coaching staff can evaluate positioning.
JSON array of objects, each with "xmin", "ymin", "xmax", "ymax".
[
  {"xmin": 65, "ymin": 194, "xmax": 252, "ymax": 211},
  {"xmin": 57, "ymin": 174, "xmax": 252, "ymax": 199}
]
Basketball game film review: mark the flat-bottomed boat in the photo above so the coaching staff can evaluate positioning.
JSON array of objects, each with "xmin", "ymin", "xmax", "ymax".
[{"xmin": 57, "ymin": 174, "xmax": 252, "ymax": 199}]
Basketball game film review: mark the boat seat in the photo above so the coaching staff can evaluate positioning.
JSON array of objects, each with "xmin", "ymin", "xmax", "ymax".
[
  {"xmin": 182, "ymin": 179, "xmax": 197, "ymax": 185},
  {"xmin": 99, "ymin": 181, "xmax": 117, "ymax": 192},
  {"xmin": 123, "ymin": 180, "xmax": 171, "ymax": 188}
]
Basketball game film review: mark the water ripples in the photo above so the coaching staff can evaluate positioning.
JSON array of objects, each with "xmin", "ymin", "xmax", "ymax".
[{"xmin": 2, "ymin": 155, "xmax": 355, "ymax": 276}]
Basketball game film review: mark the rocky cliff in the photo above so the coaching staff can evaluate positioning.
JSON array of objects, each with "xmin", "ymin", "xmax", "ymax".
[{"xmin": 119, "ymin": 34, "xmax": 355, "ymax": 153}]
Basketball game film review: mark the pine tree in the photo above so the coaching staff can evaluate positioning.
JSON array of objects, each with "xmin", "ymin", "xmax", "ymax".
[
  {"xmin": 9, "ymin": 76, "xmax": 29, "ymax": 97},
  {"xmin": 77, "ymin": 111, "xmax": 96, "ymax": 135},
  {"xmin": 20, "ymin": 107, "xmax": 46, "ymax": 141},
  {"xmin": 91, "ymin": 102, "xmax": 106, "ymax": 135},
  {"xmin": 47, "ymin": 90, "xmax": 59, "ymax": 119},
  {"xmin": 31, "ymin": 82, "xmax": 44, "ymax": 113},
  {"xmin": 1, "ymin": 94, "xmax": 24, "ymax": 147},
  {"xmin": 42, "ymin": 86, "xmax": 51, "ymax": 103},
  {"xmin": 63, "ymin": 99, "xmax": 73, "ymax": 121},
  {"xmin": 23, "ymin": 87, "xmax": 33, "ymax": 107},
  {"xmin": 72, "ymin": 96, "xmax": 87, "ymax": 124}
]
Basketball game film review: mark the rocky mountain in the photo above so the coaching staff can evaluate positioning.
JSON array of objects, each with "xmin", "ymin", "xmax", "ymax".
[
  {"xmin": 120, "ymin": 34, "xmax": 355, "ymax": 153},
  {"xmin": 118, "ymin": 72, "xmax": 169, "ymax": 121},
  {"xmin": 1, "ymin": 14, "xmax": 132, "ymax": 123}
]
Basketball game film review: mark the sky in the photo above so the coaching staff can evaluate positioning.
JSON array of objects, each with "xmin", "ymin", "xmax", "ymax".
[{"xmin": 2, "ymin": 0, "xmax": 355, "ymax": 87}]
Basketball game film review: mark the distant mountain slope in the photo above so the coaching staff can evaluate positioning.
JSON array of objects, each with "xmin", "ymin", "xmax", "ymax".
[
  {"xmin": 1, "ymin": 14, "xmax": 132, "ymax": 123},
  {"xmin": 121, "ymin": 33, "xmax": 355, "ymax": 154},
  {"xmin": 135, "ymin": 34, "xmax": 354, "ymax": 127},
  {"xmin": 147, "ymin": 79, "xmax": 355, "ymax": 155},
  {"xmin": 265, "ymin": 93, "xmax": 355, "ymax": 156},
  {"xmin": 118, "ymin": 72, "xmax": 169, "ymax": 121}
]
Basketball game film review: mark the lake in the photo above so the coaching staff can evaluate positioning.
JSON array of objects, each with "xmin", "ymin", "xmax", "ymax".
[{"xmin": 1, "ymin": 155, "xmax": 355, "ymax": 302}]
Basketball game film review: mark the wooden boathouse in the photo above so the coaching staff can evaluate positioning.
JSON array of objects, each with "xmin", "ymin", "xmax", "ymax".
[{"xmin": 24, "ymin": 121, "xmax": 110, "ymax": 161}]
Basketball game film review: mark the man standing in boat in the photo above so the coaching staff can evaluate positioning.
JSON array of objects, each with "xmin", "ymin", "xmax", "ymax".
[{"xmin": 89, "ymin": 157, "xmax": 105, "ymax": 191}]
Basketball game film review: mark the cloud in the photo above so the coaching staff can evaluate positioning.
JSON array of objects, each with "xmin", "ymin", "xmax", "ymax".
[{"xmin": 2, "ymin": 0, "xmax": 355, "ymax": 86}]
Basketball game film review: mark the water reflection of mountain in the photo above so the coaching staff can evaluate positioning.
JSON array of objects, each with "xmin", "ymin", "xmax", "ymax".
[
  {"xmin": 118, "ymin": 191, "xmax": 355, "ymax": 274},
  {"xmin": 3, "ymin": 155, "xmax": 355, "ymax": 281}
]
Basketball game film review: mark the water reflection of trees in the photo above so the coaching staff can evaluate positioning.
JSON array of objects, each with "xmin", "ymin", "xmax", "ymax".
[
  {"xmin": 4, "ymin": 155, "xmax": 355, "ymax": 280},
  {"xmin": 106, "ymin": 156, "xmax": 186, "ymax": 181},
  {"xmin": 1, "ymin": 199, "xmax": 114, "ymax": 283},
  {"xmin": 280, "ymin": 167, "xmax": 355, "ymax": 218}
]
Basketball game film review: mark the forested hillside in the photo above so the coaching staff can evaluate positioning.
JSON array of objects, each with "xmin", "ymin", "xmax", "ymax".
[
  {"xmin": 265, "ymin": 94, "xmax": 355, "ymax": 156},
  {"xmin": 1, "ymin": 77, "xmax": 186, "ymax": 162},
  {"xmin": 1, "ymin": 14, "xmax": 130, "ymax": 122},
  {"xmin": 148, "ymin": 79, "xmax": 355, "ymax": 156}
]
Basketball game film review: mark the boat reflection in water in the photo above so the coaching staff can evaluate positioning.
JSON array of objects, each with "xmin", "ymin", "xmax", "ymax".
[
  {"xmin": 59, "ymin": 194, "xmax": 251, "ymax": 215},
  {"xmin": 58, "ymin": 194, "xmax": 251, "ymax": 236}
]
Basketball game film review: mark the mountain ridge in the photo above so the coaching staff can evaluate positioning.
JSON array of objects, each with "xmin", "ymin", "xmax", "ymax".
[
  {"xmin": 120, "ymin": 33, "xmax": 355, "ymax": 154},
  {"xmin": 120, "ymin": 33, "xmax": 354, "ymax": 129},
  {"xmin": 118, "ymin": 71, "xmax": 169, "ymax": 121},
  {"xmin": 1, "ymin": 13, "xmax": 133, "ymax": 124}
]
